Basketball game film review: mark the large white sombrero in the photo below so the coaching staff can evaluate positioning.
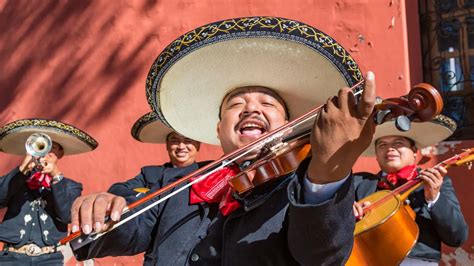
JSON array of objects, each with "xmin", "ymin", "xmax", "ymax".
[
  {"xmin": 363, "ymin": 114, "xmax": 457, "ymax": 156},
  {"xmin": 0, "ymin": 118, "xmax": 98, "ymax": 156},
  {"xmin": 131, "ymin": 112, "xmax": 174, "ymax": 143},
  {"xmin": 145, "ymin": 16, "xmax": 362, "ymax": 145}
]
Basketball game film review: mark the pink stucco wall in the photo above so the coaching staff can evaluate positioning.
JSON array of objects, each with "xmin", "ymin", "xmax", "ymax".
[{"xmin": 0, "ymin": 0, "xmax": 472, "ymax": 265}]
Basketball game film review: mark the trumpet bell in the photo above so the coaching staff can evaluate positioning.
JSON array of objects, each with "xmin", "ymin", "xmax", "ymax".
[{"xmin": 25, "ymin": 133, "xmax": 52, "ymax": 157}]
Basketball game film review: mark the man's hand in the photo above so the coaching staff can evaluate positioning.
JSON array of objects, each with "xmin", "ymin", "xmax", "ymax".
[
  {"xmin": 40, "ymin": 153, "xmax": 62, "ymax": 177},
  {"xmin": 353, "ymin": 201, "xmax": 371, "ymax": 220},
  {"xmin": 71, "ymin": 193, "xmax": 127, "ymax": 234},
  {"xmin": 19, "ymin": 154, "xmax": 35, "ymax": 175},
  {"xmin": 419, "ymin": 165, "xmax": 446, "ymax": 202},
  {"xmin": 308, "ymin": 71, "xmax": 376, "ymax": 184}
]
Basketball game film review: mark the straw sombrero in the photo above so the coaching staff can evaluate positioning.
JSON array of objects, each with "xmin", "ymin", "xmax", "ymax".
[
  {"xmin": 362, "ymin": 115, "xmax": 457, "ymax": 156},
  {"xmin": 131, "ymin": 112, "xmax": 174, "ymax": 143},
  {"xmin": 145, "ymin": 16, "xmax": 362, "ymax": 145},
  {"xmin": 0, "ymin": 119, "xmax": 98, "ymax": 156}
]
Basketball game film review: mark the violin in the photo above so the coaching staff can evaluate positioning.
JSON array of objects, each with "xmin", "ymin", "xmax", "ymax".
[
  {"xmin": 347, "ymin": 148, "xmax": 474, "ymax": 266},
  {"xmin": 228, "ymin": 83, "xmax": 443, "ymax": 195},
  {"xmin": 60, "ymin": 81, "xmax": 443, "ymax": 249}
]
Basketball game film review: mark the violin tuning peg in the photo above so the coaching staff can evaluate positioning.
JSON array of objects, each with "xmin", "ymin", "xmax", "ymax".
[
  {"xmin": 395, "ymin": 116, "xmax": 411, "ymax": 132},
  {"xmin": 375, "ymin": 96, "xmax": 384, "ymax": 105},
  {"xmin": 374, "ymin": 109, "xmax": 391, "ymax": 125}
]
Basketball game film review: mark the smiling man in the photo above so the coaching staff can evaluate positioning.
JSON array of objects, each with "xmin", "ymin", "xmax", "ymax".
[
  {"xmin": 108, "ymin": 112, "xmax": 206, "ymax": 199},
  {"xmin": 69, "ymin": 17, "xmax": 377, "ymax": 265},
  {"xmin": 217, "ymin": 86, "xmax": 289, "ymax": 158},
  {"xmin": 166, "ymin": 132, "xmax": 201, "ymax": 166},
  {"xmin": 353, "ymin": 115, "xmax": 468, "ymax": 265}
]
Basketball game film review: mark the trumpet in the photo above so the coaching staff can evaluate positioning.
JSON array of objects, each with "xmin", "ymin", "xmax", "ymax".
[{"xmin": 25, "ymin": 133, "xmax": 52, "ymax": 158}]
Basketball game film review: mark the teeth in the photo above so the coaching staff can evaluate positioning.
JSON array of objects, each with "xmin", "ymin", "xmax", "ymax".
[{"xmin": 241, "ymin": 123, "xmax": 262, "ymax": 129}]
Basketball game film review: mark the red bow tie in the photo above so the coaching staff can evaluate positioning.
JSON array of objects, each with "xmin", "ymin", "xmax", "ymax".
[
  {"xmin": 378, "ymin": 164, "xmax": 418, "ymax": 190},
  {"xmin": 189, "ymin": 164, "xmax": 241, "ymax": 216},
  {"xmin": 26, "ymin": 172, "xmax": 52, "ymax": 190}
]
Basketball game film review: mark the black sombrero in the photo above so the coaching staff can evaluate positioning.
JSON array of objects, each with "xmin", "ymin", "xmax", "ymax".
[
  {"xmin": 131, "ymin": 112, "xmax": 174, "ymax": 143},
  {"xmin": 0, "ymin": 118, "xmax": 98, "ymax": 156},
  {"xmin": 145, "ymin": 16, "xmax": 362, "ymax": 145},
  {"xmin": 363, "ymin": 114, "xmax": 457, "ymax": 156}
]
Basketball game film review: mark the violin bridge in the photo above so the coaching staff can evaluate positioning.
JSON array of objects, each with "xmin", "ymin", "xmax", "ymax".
[{"xmin": 255, "ymin": 133, "xmax": 285, "ymax": 156}]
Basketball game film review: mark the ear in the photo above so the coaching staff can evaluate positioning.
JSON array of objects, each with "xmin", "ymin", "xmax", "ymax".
[
  {"xmin": 216, "ymin": 121, "xmax": 221, "ymax": 140},
  {"xmin": 196, "ymin": 142, "xmax": 201, "ymax": 151}
]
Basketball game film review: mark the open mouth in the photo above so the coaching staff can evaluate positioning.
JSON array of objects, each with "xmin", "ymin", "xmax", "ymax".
[
  {"xmin": 175, "ymin": 150, "xmax": 188, "ymax": 157},
  {"xmin": 237, "ymin": 119, "xmax": 268, "ymax": 138}
]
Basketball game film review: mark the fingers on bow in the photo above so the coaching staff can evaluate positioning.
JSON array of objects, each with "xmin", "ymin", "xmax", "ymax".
[{"xmin": 70, "ymin": 193, "xmax": 126, "ymax": 234}]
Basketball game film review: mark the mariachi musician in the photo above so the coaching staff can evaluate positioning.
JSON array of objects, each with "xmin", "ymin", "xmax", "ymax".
[
  {"xmin": 353, "ymin": 115, "xmax": 468, "ymax": 265},
  {"xmin": 108, "ymin": 112, "xmax": 211, "ymax": 262},
  {"xmin": 70, "ymin": 17, "xmax": 376, "ymax": 265},
  {"xmin": 108, "ymin": 111, "xmax": 209, "ymax": 199},
  {"xmin": 0, "ymin": 118, "xmax": 98, "ymax": 265}
]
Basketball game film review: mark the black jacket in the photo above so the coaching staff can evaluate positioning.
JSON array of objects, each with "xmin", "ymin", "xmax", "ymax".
[
  {"xmin": 73, "ymin": 158, "xmax": 356, "ymax": 265},
  {"xmin": 353, "ymin": 172, "xmax": 468, "ymax": 262},
  {"xmin": 108, "ymin": 162, "xmax": 210, "ymax": 198},
  {"xmin": 0, "ymin": 167, "xmax": 82, "ymax": 247}
]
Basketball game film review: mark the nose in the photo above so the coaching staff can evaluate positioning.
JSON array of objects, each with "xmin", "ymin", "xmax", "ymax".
[
  {"xmin": 241, "ymin": 101, "xmax": 261, "ymax": 118},
  {"xmin": 177, "ymin": 142, "xmax": 186, "ymax": 149}
]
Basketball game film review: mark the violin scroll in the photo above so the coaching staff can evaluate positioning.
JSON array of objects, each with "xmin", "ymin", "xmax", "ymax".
[
  {"xmin": 373, "ymin": 83, "xmax": 443, "ymax": 131},
  {"xmin": 407, "ymin": 83, "xmax": 443, "ymax": 121}
]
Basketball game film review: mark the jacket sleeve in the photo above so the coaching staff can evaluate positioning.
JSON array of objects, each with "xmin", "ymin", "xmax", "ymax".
[
  {"xmin": 50, "ymin": 177, "xmax": 83, "ymax": 223},
  {"xmin": 287, "ymin": 158, "xmax": 355, "ymax": 265},
  {"xmin": 428, "ymin": 176, "xmax": 468, "ymax": 247},
  {"xmin": 0, "ymin": 167, "xmax": 28, "ymax": 208},
  {"xmin": 108, "ymin": 167, "xmax": 153, "ymax": 197}
]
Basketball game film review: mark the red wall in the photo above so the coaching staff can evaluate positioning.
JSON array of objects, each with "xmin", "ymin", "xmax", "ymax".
[{"xmin": 0, "ymin": 0, "xmax": 471, "ymax": 265}]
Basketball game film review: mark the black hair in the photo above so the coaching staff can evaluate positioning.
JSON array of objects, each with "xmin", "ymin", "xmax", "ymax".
[{"xmin": 218, "ymin": 86, "xmax": 290, "ymax": 120}]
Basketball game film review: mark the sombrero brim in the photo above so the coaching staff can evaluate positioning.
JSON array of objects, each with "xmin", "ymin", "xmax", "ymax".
[
  {"xmin": 131, "ymin": 112, "xmax": 173, "ymax": 143},
  {"xmin": 146, "ymin": 17, "xmax": 362, "ymax": 145},
  {"xmin": 0, "ymin": 119, "xmax": 98, "ymax": 156},
  {"xmin": 362, "ymin": 115, "xmax": 457, "ymax": 156}
]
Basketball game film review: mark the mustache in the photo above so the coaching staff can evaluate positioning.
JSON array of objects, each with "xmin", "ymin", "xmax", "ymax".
[{"xmin": 235, "ymin": 115, "xmax": 269, "ymax": 132}]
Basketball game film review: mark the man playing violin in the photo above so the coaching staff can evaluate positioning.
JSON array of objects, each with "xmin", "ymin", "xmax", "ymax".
[
  {"xmin": 353, "ymin": 115, "xmax": 468, "ymax": 265},
  {"xmin": 70, "ymin": 17, "xmax": 377, "ymax": 265}
]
